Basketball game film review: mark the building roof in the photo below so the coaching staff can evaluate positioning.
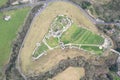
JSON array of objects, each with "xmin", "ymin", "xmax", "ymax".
[{"xmin": 4, "ymin": 16, "xmax": 11, "ymax": 21}]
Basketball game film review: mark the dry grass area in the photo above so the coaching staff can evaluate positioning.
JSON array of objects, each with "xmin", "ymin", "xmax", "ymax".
[
  {"xmin": 27, "ymin": 48, "xmax": 91, "ymax": 75},
  {"xmin": 19, "ymin": 1, "xmax": 98, "ymax": 75},
  {"xmin": 52, "ymin": 67, "xmax": 85, "ymax": 80}
]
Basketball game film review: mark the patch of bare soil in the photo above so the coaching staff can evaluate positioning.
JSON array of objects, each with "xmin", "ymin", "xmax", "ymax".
[{"xmin": 52, "ymin": 67, "xmax": 85, "ymax": 80}]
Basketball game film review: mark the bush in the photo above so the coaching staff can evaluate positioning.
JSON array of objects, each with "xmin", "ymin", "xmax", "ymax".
[{"xmin": 81, "ymin": 1, "xmax": 91, "ymax": 9}]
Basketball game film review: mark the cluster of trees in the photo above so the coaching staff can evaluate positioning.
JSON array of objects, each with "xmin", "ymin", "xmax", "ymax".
[
  {"xmin": 69, "ymin": 0, "xmax": 91, "ymax": 9},
  {"xmin": 27, "ymin": 54, "xmax": 119, "ymax": 80},
  {"xmin": 70, "ymin": 0, "xmax": 120, "ymax": 22},
  {"xmin": 81, "ymin": 1, "xmax": 91, "ymax": 9},
  {"xmin": 94, "ymin": 0, "xmax": 120, "ymax": 22}
]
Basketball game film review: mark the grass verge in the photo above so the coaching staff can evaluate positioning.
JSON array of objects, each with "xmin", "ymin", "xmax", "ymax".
[{"xmin": 0, "ymin": 7, "xmax": 30, "ymax": 72}]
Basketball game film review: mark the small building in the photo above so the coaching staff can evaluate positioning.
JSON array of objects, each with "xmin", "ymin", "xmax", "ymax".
[
  {"xmin": 4, "ymin": 15, "xmax": 11, "ymax": 21},
  {"xmin": 102, "ymin": 38, "xmax": 109, "ymax": 49},
  {"xmin": 99, "ymin": 46, "xmax": 103, "ymax": 50},
  {"xmin": 96, "ymin": 18, "xmax": 105, "ymax": 23},
  {"xmin": 11, "ymin": 1, "xmax": 19, "ymax": 5},
  {"xmin": 19, "ymin": 0, "xmax": 29, "ymax": 3}
]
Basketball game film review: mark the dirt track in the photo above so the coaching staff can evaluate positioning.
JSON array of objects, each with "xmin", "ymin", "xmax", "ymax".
[{"xmin": 19, "ymin": 1, "xmax": 98, "ymax": 75}]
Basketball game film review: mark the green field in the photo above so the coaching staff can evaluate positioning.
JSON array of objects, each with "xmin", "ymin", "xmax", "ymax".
[
  {"xmin": 0, "ymin": 8, "xmax": 30, "ymax": 72},
  {"xmin": 33, "ymin": 42, "xmax": 48, "ymax": 57},
  {"xmin": 81, "ymin": 46, "xmax": 103, "ymax": 55},
  {"xmin": 0, "ymin": 0, "xmax": 7, "ymax": 7},
  {"xmin": 61, "ymin": 23, "xmax": 104, "ymax": 54},
  {"xmin": 46, "ymin": 37, "xmax": 59, "ymax": 48},
  {"xmin": 61, "ymin": 23, "xmax": 104, "ymax": 45}
]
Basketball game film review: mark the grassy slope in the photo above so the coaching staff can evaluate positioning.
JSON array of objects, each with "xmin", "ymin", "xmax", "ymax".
[
  {"xmin": 0, "ymin": 7, "xmax": 30, "ymax": 71},
  {"xmin": 46, "ymin": 37, "xmax": 59, "ymax": 48},
  {"xmin": 81, "ymin": 46, "xmax": 103, "ymax": 55},
  {"xmin": 0, "ymin": 0, "xmax": 7, "ymax": 7},
  {"xmin": 33, "ymin": 42, "xmax": 48, "ymax": 57}
]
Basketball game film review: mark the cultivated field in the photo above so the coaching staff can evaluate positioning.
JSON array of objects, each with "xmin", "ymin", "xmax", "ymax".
[
  {"xmin": 61, "ymin": 23, "xmax": 104, "ymax": 55},
  {"xmin": 19, "ymin": 1, "xmax": 99, "ymax": 75},
  {"xmin": 61, "ymin": 23, "xmax": 104, "ymax": 45},
  {"xmin": 0, "ymin": 8, "xmax": 30, "ymax": 74}
]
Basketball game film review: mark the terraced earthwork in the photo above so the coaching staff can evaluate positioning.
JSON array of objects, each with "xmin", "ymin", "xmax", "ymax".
[
  {"xmin": 32, "ymin": 15, "xmax": 104, "ymax": 59},
  {"xmin": 19, "ymin": 1, "xmax": 106, "ymax": 76}
]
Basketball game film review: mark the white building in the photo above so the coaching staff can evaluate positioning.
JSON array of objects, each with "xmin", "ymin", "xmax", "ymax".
[
  {"xmin": 11, "ymin": 1, "xmax": 19, "ymax": 5},
  {"xmin": 19, "ymin": 0, "xmax": 29, "ymax": 3},
  {"xmin": 4, "ymin": 16, "xmax": 11, "ymax": 21},
  {"xmin": 102, "ymin": 38, "xmax": 109, "ymax": 49},
  {"xmin": 96, "ymin": 18, "xmax": 105, "ymax": 23}
]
